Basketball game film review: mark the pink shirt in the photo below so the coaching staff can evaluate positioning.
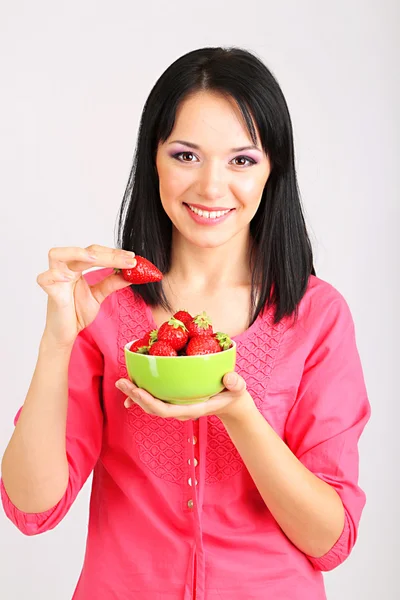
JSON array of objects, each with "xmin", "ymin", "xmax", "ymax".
[{"xmin": 1, "ymin": 269, "xmax": 371, "ymax": 599}]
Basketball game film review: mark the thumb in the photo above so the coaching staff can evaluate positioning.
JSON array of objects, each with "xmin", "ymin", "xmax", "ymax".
[
  {"xmin": 223, "ymin": 372, "xmax": 247, "ymax": 394},
  {"xmin": 91, "ymin": 270, "xmax": 133, "ymax": 303}
]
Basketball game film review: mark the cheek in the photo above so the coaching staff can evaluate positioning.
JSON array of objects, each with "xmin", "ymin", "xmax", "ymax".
[
  {"xmin": 234, "ymin": 171, "xmax": 268, "ymax": 203},
  {"xmin": 157, "ymin": 162, "xmax": 193, "ymax": 202}
]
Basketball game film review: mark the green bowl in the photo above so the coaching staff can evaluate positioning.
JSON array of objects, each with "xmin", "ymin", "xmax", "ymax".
[{"xmin": 124, "ymin": 340, "xmax": 237, "ymax": 404}]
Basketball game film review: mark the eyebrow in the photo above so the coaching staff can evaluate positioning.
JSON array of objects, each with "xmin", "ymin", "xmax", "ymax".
[{"xmin": 168, "ymin": 140, "xmax": 262, "ymax": 153}]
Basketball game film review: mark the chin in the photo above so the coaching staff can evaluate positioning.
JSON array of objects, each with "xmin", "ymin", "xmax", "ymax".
[{"xmin": 184, "ymin": 230, "xmax": 236, "ymax": 249}]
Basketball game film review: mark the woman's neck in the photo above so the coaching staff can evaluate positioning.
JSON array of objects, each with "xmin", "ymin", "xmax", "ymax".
[{"xmin": 167, "ymin": 228, "xmax": 253, "ymax": 293}]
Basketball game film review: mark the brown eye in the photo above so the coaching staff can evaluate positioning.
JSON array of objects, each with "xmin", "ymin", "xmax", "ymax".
[
  {"xmin": 232, "ymin": 156, "xmax": 256, "ymax": 167},
  {"xmin": 173, "ymin": 152, "xmax": 197, "ymax": 163}
]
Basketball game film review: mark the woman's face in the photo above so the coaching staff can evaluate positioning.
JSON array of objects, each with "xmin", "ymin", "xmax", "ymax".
[{"xmin": 155, "ymin": 91, "xmax": 271, "ymax": 249}]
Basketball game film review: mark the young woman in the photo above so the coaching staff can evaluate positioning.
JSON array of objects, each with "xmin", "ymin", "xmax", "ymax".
[{"xmin": 1, "ymin": 47, "xmax": 370, "ymax": 599}]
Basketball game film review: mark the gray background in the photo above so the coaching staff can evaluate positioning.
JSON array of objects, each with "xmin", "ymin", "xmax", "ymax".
[{"xmin": 0, "ymin": 1, "xmax": 398, "ymax": 598}]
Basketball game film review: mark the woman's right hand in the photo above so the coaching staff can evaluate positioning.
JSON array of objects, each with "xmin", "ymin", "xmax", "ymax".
[{"xmin": 37, "ymin": 244, "xmax": 137, "ymax": 348}]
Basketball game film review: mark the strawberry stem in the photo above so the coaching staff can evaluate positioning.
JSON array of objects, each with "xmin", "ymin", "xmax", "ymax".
[
  {"xmin": 193, "ymin": 311, "xmax": 212, "ymax": 329},
  {"xmin": 149, "ymin": 329, "xmax": 158, "ymax": 344},
  {"xmin": 215, "ymin": 332, "xmax": 232, "ymax": 351},
  {"xmin": 167, "ymin": 317, "xmax": 188, "ymax": 331},
  {"xmin": 136, "ymin": 346, "xmax": 149, "ymax": 354}
]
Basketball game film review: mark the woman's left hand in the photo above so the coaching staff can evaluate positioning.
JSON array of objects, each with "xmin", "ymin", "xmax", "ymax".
[{"xmin": 115, "ymin": 372, "xmax": 255, "ymax": 422}]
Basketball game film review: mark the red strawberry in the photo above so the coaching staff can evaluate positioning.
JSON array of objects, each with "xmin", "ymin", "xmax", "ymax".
[
  {"xmin": 129, "ymin": 330, "xmax": 158, "ymax": 354},
  {"xmin": 173, "ymin": 310, "xmax": 193, "ymax": 327},
  {"xmin": 158, "ymin": 317, "xmax": 189, "ymax": 351},
  {"xmin": 129, "ymin": 339, "xmax": 150, "ymax": 354},
  {"xmin": 186, "ymin": 335, "xmax": 222, "ymax": 356},
  {"xmin": 187, "ymin": 311, "xmax": 213, "ymax": 338},
  {"xmin": 142, "ymin": 329, "xmax": 158, "ymax": 347},
  {"xmin": 115, "ymin": 256, "xmax": 163, "ymax": 284},
  {"xmin": 214, "ymin": 332, "xmax": 233, "ymax": 351},
  {"xmin": 149, "ymin": 341, "xmax": 177, "ymax": 356}
]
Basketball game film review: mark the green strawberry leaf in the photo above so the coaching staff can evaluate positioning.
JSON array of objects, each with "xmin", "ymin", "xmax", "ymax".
[
  {"xmin": 136, "ymin": 346, "xmax": 149, "ymax": 354},
  {"xmin": 193, "ymin": 311, "xmax": 212, "ymax": 329},
  {"xmin": 149, "ymin": 330, "xmax": 158, "ymax": 344},
  {"xmin": 167, "ymin": 317, "xmax": 188, "ymax": 331},
  {"xmin": 215, "ymin": 332, "xmax": 232, "ymax": 351}
]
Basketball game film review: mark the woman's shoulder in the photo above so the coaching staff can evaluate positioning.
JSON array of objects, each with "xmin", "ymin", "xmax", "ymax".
[
  {"xmin": 279, "ymin": 274, "xmax": 356, "ymax": 351},
  {"xmin": 300, "ymin": 274, "xmax": 353, "ymax": 324},
  {"xmin": 252, "ymin": 274, "xmax": 355, "ymax": 352}
]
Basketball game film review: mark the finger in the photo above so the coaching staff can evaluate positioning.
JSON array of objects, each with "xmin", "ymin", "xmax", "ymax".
[
  {"xmin": 124, "ymin": 397, "xmax": 134, "ymax": 409},
  {"xmin": 48, "ymin": 245, "xmax": 136, "ymax": 272},
  {"xmin": 116, "ymin": 382, "xmax": 177, "ymax": 418},
  {"xmin": 82, "ymin": 245, "xmax": 137, "ymax": 271},
  {"xmin": 124, "ymin": 391, "xmax": 156, "ymax": 415},
  {"xmin": 124, "ymin": 396, "xmax": 153, "ymax": 412},
  {"xmin": 116, "ymin": 380, "xmax": 212, "ymax": 420},
  {"xmin": 48, "ymin": 246, "xmax": 98, "ymax": 269},
  {"xmin": 115, "ymin": 380, "xmax": 144, "ymax": 410},
  {"xmin": 37, "ymin": 268, "xmax": 75, "ymax": 288},
  {"xmin": 115, "ymin": 379, "xmax": 138, "ymax": 392},
  {"xmin": 222, "ymin": 372, "xmax": 247, "ymax": 395},
  {"xmin": 90, "ymin": 271, "xmax": 136, "ymax": 304},
  {"xmin": 133, "ymin": 388, "xmax": 210, "ymax": 420}
]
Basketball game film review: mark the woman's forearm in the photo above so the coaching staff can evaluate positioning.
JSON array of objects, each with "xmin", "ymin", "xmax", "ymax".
[
  {"xmin": 220, "ymin": 404, "xmax": 345, "ymax": 558},
  {"xmin": 1, "ymin": 334, "xmax": 74, "ymax": 513}
]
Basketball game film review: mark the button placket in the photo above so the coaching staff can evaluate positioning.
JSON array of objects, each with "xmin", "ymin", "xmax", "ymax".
[{"xmin": 187, "ymin": 421, "xmax": 200, "ymax": 510}]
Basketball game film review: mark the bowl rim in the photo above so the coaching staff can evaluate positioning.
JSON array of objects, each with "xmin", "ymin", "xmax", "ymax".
[{"xmin": 124, "ymin": 338, "xmax": 236, "ymax": 358}]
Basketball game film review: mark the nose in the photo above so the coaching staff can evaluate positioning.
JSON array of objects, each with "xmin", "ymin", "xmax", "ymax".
[{"xmin": 196, "ymin": 160, "xmax": 227, "ymax": 201}]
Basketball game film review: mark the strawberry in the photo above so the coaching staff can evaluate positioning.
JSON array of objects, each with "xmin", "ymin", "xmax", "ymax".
[
  {"xmin": 173, "ymin": 310, "xmax": 193, "ymax": 327},
  {"xmin": 129, "ymin": 339, "xmax": 150, "ymax": 354},
  {"xmin": 186, "ymin": 335, "xmax": 222, "ymax": 356},
  {"xmin": 187, "ymin": 311, "xmax": 213, "ymax": 338},
  {"xmin": 129, "ymin": 330, "xmax": 158, "ymax": 354},
  {"xmin": 149, "ymin": 341, "xmax": 177, "ymax": 356},
  {"xmin": 142, "ymin": 329, "xmax": 158, "ymax": 347},
  {"xmin": 158, "ymin": 317, "xmax": 189, "ymax": 351},
  {"xmin": 115, "ymin": 256, "xmax": 163, "ymax": 284},
  {"xmin": 214, "ymin": 332, "xmax": 233, "ymax": 351}
]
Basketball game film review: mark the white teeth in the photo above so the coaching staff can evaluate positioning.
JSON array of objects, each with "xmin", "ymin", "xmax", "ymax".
[{"xmin": 188, "ymin": 205, "xmax": 230, "ymax": 219}]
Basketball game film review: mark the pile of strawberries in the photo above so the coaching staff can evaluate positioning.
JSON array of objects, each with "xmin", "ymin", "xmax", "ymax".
[
  {"xmin": 130, "ymin": 311, "xmax": 233, "ymax": 357},
  {"xmin": 116, "ymin": 257, "xmax": 232, "ymax": 356}
]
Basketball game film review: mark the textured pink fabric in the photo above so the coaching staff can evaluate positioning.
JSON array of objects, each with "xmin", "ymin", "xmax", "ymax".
[{"xmin": 1, "ymin": 269, "xmax": 370, "ymax": 599}]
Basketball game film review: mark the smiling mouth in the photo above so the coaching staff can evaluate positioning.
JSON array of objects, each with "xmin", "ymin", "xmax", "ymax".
[{"xmin": 184, "ymin": 203, "xmax": 234, "ymax": 220}]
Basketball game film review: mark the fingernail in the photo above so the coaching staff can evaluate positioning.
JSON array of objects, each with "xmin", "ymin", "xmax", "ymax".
[
  {"xmin": 124, "ymin": 261, "xmax": 137, "ymax": 268},
  {"xmin": 116, "ymin": 381, "xmax": 129, "ymax": 391}
]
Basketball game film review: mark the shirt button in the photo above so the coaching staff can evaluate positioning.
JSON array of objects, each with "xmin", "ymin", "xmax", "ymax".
[
  {"xmin": 188, "ymin": 499, "xmax": 194, "ymax": 509},
  {"xmin": 188, "ymin": 458, "xmax": 198, "ymax": 467},
  {"xmin": 188, "ymin": 478, "xmax": 198, "ymax": 487},
  {"xmin": 188, "ymin": 436, "xmax": 197, "ymax": 445}
]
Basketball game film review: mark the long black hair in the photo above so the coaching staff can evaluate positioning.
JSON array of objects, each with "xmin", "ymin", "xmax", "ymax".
[{"xmin": 116, "ymin": 46, "xmax": 315, "ymax": 325}]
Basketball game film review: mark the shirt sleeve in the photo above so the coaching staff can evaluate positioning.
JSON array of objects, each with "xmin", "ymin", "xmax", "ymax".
[
  {"xmin": 0, "ymin": 325, "xmax": 104, "ymax": 536},
  {"xmin": 284, "ymin": 293, "xmax": 371, "ymax": 571}
]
